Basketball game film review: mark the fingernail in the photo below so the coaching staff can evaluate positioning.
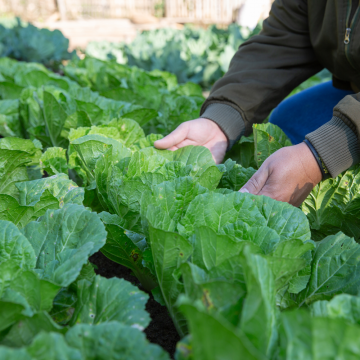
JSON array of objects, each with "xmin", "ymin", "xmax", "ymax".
[{"xmin": 239, "ymin": 188, "xmax": 249, "ymax": 193}]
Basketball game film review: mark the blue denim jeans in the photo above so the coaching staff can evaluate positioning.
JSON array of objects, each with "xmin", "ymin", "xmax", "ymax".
[{"xmin": 269, "ymin": 81, "xmax": 354, "ymax": 144}]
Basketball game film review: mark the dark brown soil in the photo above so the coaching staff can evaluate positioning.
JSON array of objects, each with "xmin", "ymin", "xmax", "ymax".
[{"xmin": 89, "ymin": 251, "xmax": 180, "ymax": 358}]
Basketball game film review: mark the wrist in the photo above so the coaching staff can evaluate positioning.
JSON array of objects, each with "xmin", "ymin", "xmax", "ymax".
[
  {"xmin": 298, "ymin": 142, "xmax": 323, "ymax": 184},
  {"xmin": 303, "ymin": 139, "xmax": 330, "ymax": 181},
  {"xmin": 200, "ymin": 104, "xmax": 245, "ymax": 150},
  {"xmin": 199, "ymin": 117, "xmax": 229, "ymax": 147}
]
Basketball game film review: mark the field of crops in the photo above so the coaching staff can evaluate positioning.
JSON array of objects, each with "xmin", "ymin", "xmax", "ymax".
[{"xmin": 0, "ymin": 20, "xmax": 360, "ymax": 360}]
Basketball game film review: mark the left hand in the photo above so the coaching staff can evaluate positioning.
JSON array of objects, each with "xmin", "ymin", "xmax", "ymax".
[{"xmin": 239, "ymin": 142, "xmax": 322, "ymax": 207}]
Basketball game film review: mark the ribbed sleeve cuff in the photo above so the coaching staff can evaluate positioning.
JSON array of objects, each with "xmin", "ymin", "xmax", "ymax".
[
  {"xmin": 305, "ymin": 116, "xmax": 360, "ymax": 178},
  {"xmin": 201, "ymin": 104, "xmax": 246, "ymax": 150}
]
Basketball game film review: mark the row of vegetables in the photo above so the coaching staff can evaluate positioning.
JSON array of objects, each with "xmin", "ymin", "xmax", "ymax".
[{"xmin": 0, "ymin": 55, "xmax": 359, "ymax": 359}]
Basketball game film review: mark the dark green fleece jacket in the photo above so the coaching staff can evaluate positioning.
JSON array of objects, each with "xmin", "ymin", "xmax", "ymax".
[{"xmin": 201, "ymin": 0, "xmax": 360, "ymax": 177}]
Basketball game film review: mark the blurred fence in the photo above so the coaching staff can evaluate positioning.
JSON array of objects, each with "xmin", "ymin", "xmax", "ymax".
[
  {"xmin": 59, "ymin": 0, "xmax": 162, "ymax": 20},
  {"xmin": 0, "ymin": 0, "xmax": 57, "ymax": 21},
  {"xmin": 166, "ymin": 0, "xmax": 244, "ymax": 23},
  {"xmin": 0, "ymin": 0, "xmax": 272, "ymax": 24}
]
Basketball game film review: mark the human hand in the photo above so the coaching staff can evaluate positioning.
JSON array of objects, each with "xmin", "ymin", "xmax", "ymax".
[
  {"xmin": 154, "ymin": 118, "xmax": 228, "ymax": 164},
  {"xmin": 239, "ymin": 142, "xmax": 322, "ymax": 207}
]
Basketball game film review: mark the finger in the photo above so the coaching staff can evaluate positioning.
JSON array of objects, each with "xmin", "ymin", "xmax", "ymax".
[
  {"xmin": 239, "ymin": 167, "xmax": 269, "ymax": 195},
  {"xmin": 154, "ymin": 123, "xmax": 189, "ymax": 150}
]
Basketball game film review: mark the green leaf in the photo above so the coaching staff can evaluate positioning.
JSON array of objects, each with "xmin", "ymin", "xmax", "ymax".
[
  {"xmin": 149, "ymin": 225, "xmax": 193, "ymax": 336},
  {"xmin": 126, "ymin": 148, "xmax": 169, "ymax": 179},
  {"xmin": 123, "ymin": 108, "xmax": 158, "ymax": 126},
  {"xmin": 99, "ymin": 212, "xmax": 157, "ymax": 291},
  {"xmin": 0, "ymin": 99, "xmax": 22, "ymax": 138},
  {"xmin": 66, "ymin": 322, "xmax": 170, "ymax": 360},
  {"xmin": 21, "ymin": 204, "xmax": 106, "ymax": 286},
  {"xmin": 181, "ymin": 262, "xmax": 246, "ymax": 326},
  {"xmin": 43, "ymin": 91, "xmax": 68, "ymax": 147},
  {"xmin": 0, "ymin": 137, "xmax": 42, "ymax": 199},
  {"xmin": 240, "ymin": 247, "xmax": 277, "ymax": 356},
  {"xmin": 64, "ymin": 111, "xmax": 92, "ymax": 132},
  {"xmin": 0, "ymin": 266, "xmax": 27, "ymax": 330},
  {"xmin": 170, "ymin": 146, "xmax": 222, "ymax": 190},
  {"xmin": 302, "ymin": 165, "xmax": 360, "ymax": 241},
  {"xmin": 40, "ymin": 147, "xmax": 68, "ymax": 176},
  {"xmin": 219, "ymin": 159, "xmax": 256, "ymax": 191},
  {"xmin": 101, "ymin": 117, "xmax": 145, "ymax": 147},
  {"xmin": 0, "ymin": 191, "xmax": 59, "ymax": 229},
  {"xmin": 178, "ymin": 298, "xmax": 265, "ymax": 360},
  {"xmin": 70, "ymin": 118, "xmax": 145, "ymax": 149},
  {"xmin": 1, "ymin": 311, "xmax": 65, "ymax": 347},
  {"xmin": 191, "ymin": 226, "xmax": 243, "ymax": 271},
  {"xmin": 267, "ymin": 239, "xmax": 314, "ymax": 291},
  {"xmin": 297, "ymin": 232, "xmax": 360, "ymax": 306},
  {"xmin": 75, "ymin": 100, "xmax": 103, "ymax": 123},
  {"xmin": 311, "ymin": 294, "xmax": 360, "ymax": 325},
  {"xmin": 142, "ymin": 177, "xmax": 208, "ymax": 234},
  {"xmin": 278, "ymin": 309, "xmax": 360, "ymax": 360},
  {"xmin": 175, "ymin": 335, "xmax": 194, "ymax": 360},
  {"xmin": 222, "ymin": 223, "xmax": 281, "ymax": 255},
  {"xmin": 0, "ymin": 82, "xmax": 25, "ymax": 100},
  {"xmin": 5, "ymin": 270, "xmax": 60, "ymax": 314},
  {"xmin": 26, "ymin": 332, "xmax": 81, "ymax": 360},
  {"xmin": 0, "ymin": 260, "xmax": 23, "ymax": 294},
  {"xmin": 50, "ymin": 287, "xmax": 77, "ymax": 325},
  {"xmin": 0, "ymin": 221, "xmax": 36, "ymax": 269},
  {"xmin": 70, "ymin": 275, "xmax": 150, "ymax": 328},
  {"xmin": 71, "ymin": 134, "xmax": 131, "ymax": 183},
  {"xmin": 253, "ymin": 123, "xmax": 292, "ymax": 168},
  {"xmin": 278, "ymin": 309, "xmax": 312, "ymax": 360},
  {"xmin": 178, "ymin": 192, "xmax": 310, "ymax": 243},
  {"xmin": 16, "ymin": 174, "xmax": 84, "ymax": 207},
  {"xmin": 130, "ymin": 133, "xmax": 163, "ymax": 151},
  {"xmin": 0, "ymin": 347, "xmax": 30, "ymax": 360}
]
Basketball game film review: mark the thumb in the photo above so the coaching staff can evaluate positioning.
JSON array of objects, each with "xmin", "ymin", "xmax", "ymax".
[
  {"xmin": 239, "ymin": 167, "xmax": 269, "ymax": 195},
  {"xmin": 154, "ymin": 123, "xmax": 189, "ymax": 150}
]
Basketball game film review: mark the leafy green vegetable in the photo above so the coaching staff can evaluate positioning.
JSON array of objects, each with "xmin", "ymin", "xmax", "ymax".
[
  {"xmin": 278, "ymin": 310, "xmax": 360, "ymax": 360},
  {"xmin": 16, "ymin": 174, "xmax": 84, "ymax": 207},
  {"xmin": 0, "ymin": 191, "xmax": 59, "ymax": 229},
  {"xmin": 86, "ymin": 24, "xmax": 262, "ymax": 88},
  {"xmin": 22, "ymin": 204, "xmax": 106, "ymax": 287},
  {"xmin": 178, "ymin": 297, "xmax": 264, "ymax": 360},
  {"xmin": 225, "ymin": 123, "xmax": 292, "ymax": 170},
  {"xmin": 311, "ymin": 294, "xmax": 360, "ymax": 325},
  {"xmin": 99, "ymin": 212, "xmax": 157, "ymax": 291},
  {"xmin": 253, "ymin": 123, "xmax": 292, "ymax": 168},
  {"xmin": 40, "ymin": 147, "xmax": 68, "ymax": 176},
  {"xmin": 218, "ymin": 159, "xmax": 256, "ymax": 191},
  {"xmin": 70, "ymin": 275, "xmax": 150, "ymax": 328},
  {"xmin": 149, "ymin": 226, "xmax": 192, "ymax": 336},
  {"xmin": 297, "ymin": 232, "xmax": 360, "ymax": 306},
  {"xmin": 66, "ymin": 322, "xmax": 170, "ymax": 360},
  {"xmin": 0, "ymin": 137, "xmax": 42, "ymax": 199},
  {"xmin": 240, "ymin": 247, "xmax": 277, "ymax": 356},
  {"xmin": 302, "ymin": 164, "xmax": 360, "ymax": 241},
  {"xmin": 0, "ymin": 18, "xmax": 75, "ymax": 68}
]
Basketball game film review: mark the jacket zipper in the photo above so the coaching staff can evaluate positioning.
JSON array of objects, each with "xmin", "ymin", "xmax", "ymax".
[{"xmin": 344, "ymin": 0, "xmax": 360, "ymax": 68}]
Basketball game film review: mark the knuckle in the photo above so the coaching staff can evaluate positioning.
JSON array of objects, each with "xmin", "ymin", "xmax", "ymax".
[{"xmin": 247, "ymin": 176, "xmax": 261, "ymax": 191}]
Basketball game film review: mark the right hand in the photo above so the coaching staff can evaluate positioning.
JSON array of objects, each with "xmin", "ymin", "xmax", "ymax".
[{"xmin": 154, "ymin": 118, "xmax": 228, "ymax": 164}]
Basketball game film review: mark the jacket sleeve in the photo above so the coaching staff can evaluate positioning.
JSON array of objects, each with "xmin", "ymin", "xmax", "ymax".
[
  {"xmin": 305, "ymin": 94, "xmax": 360, "ymax": 177},
  {"xmin": 201, "ymin": 0, "xmax": 322, "ymax": 144}
]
